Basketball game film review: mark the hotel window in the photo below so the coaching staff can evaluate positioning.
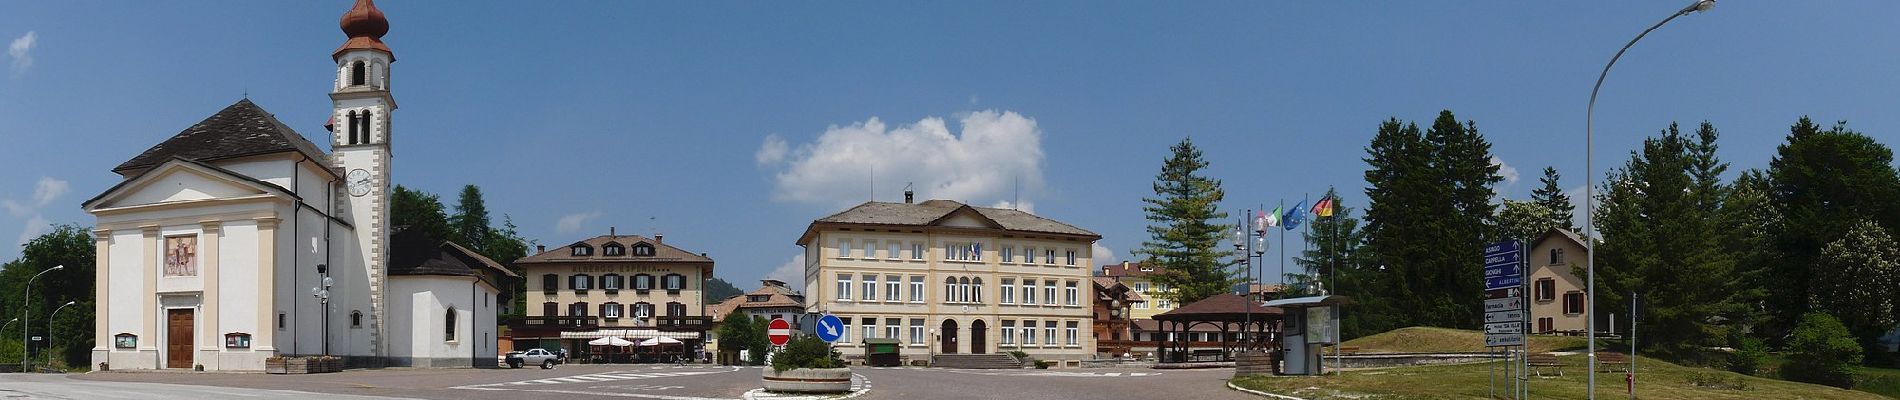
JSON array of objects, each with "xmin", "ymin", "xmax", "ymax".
[
  {"xmin": 603, "ymin": 243, "xmax": 625, "ymax": 256},
  {"xmin": 910, "ymin": 318, "xmax": 925, "ymax": 345},
  {"xmin": 632, "ymin": 243, "xmax": 655, "ymax": 256},
  {"xmin": 971, "ymin": 277, "xmax": 984, "ymax": 304},
  {"xmin": 909, "ymin": 276, "xmax": 924, "ymax": 302},
  {"xmin": 1066, "ymin": 321, "xmax": 1079, "ymax": 346},
  {"xmin": 602, "ymin": 302, "xmax": 622, "ymax": 319},
  {"xmin": 667, "ymin": 302, "xmax": 687, "ymax": 317},
  {"xmin": 1065, "ymin": 250, "xmax": 1077, "ymax": 266},
  {"xmin": 886, "ymin": 318, "xmax": 901, "ymax": 341},
  {"xmin": 837, "ymin": 239, "xmax": 852, "ymax": 259},
  {"xmin": 1043, "ymin": 279, "xmax": 1058, "ymax": 305},
  {"xmin": 1563, "ymin": 292, "xmax": 1585, "ymax": 315},
  {"xmin": 863, "ymin": 274, "xmax": 878, "ymax": 301},
  {"xmin": 1000, "ymin": 278, "xmax": 1016, "ymax": 304},
  {"xmin": 885, "ymin": 275, "xmax": 901, "ymax": 302},
  {"xmin": 542, "ymin": 274, "xmax": 559, "ymax": 293},
  {"xmin": 543, "ymin": 302, "xmax": 558, "ymax": 316},
  {"xmin": 1045, "ymin": 249, "xmax": 1057, "ymax": 265},
  {"xmin": 569, "ymin": 302, "xmax": 589, "ymax": 317},
  {"xmin": 634, "ymin": 274, "xmax": 654, "ymax": 291},
  {"xmin": 1001, "ymin": 321, "xmax": 1016, "ymax": 345},
  {"xmin": 1535, "ymin": 278, "xmax": 1556, "ymax": 302},
  {"xmin": 1022, "ymin": 320, "xmax": 1037, "ymax": 344},
  {"xmin": 1024, "ymin": 246, "xmax": 1036, "ymax": 264},
  {"xmin": 601, "ymin": 274, "xmax": 623, "ymax": 292},
  {"xmin": 1044, "ymin": 321, "xmax": 1057, "ymax": 346},
  {"xmin": 634, "ymin": 302, "xmax": 654, "ymax": 319},
  {"xmin": 1135, "ymin": 282, "xmax": 1149, "ymax": 293},
  {"xmin": 911, "ymin": 243, "xmax": 924, "ymax": 260},
  {"xmin": 864, "ymin": 239, "xmax": 878, "ymax": 259},
  {"xmin": 944, "ymin": 277, "xmax": 957, "ymax": 303},
  {"xmin": 888, "ymin": 242, "xmax": 901, "ymax": 260},
  {"xmin": 663, "ymin": 274, "xmax": 685, "ymax": 291},
  {"xmin": 1064, "ymin": 281, "xmax": 1079, "ymax": 306},
  {"xmin": 862, "ymin": 317, "xmax": 876, "ymax": 340},
  {"xmin": 1023, "ymin": 280, "xmax": 1037, "ymax": 304},
  {"xmin": 570, "ymin": 245, "xmax": 592, "ymax": 257},
  {"xmin": 836, "ymin": 274, "xmax": 852, "ymax": 300},
  {"xmin": 1001, "ymin": 246, "xmax": 1015, "ymax": 263},
  {"xmin": 571, "ymin": 274, "xmax": 593, "ymax": 291}
]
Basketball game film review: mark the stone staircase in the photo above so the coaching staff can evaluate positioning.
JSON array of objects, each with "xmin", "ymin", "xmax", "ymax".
[{"xmin": 931, "ymin": 353, "xmax": 1024, "ymax": 369}]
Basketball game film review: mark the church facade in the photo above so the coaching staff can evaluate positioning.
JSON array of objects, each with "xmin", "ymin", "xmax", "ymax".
[{"xmin": 82, "ymin": 0, "xmax": 503, "ymax": 371}]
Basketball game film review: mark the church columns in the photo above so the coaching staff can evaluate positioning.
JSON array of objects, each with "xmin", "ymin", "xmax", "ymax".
[
  {"xmin": 140, "ymin": 225, "xmax": 159, "ymax": 351},
  {"xmin": 254, "ymin": 217, "xmax": 279, "ymax": 351},
  {"xmin": 93, "ymin": 228, "xmax": 110, "ymax": 353},
  {"xmin": 199, "ymin": 221, "xmax": 221, "ymax": 352}
]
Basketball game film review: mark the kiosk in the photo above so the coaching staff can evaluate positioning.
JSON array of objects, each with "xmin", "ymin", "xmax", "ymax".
[{"xmin": 1262, "ymin": 295, "xmax": 1350, "ymax": 375}]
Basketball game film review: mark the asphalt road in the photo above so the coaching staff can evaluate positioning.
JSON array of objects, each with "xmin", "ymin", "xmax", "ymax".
[{"xmin": 51, "ymin": 364, "xmax": 1258, "ymax": 400}]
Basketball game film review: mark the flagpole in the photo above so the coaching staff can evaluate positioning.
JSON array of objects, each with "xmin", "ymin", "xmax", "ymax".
[
  {"xmin": 1302, "ymin": 192, "xmax": 1311, "ymax": 293},
  {"xmin": 1279, "ymin": 198, "xmax": 1287, "ymax": 288}
]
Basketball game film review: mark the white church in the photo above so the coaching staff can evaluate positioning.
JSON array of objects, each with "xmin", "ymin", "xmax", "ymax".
[{"xmin": 81, "ymin": 0, "xmax": 514, "ymax": 371}]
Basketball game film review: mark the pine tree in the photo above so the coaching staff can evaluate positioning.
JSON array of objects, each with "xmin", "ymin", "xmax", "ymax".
[
  {"xmin": 1137, "ymin": 138, "xmax": 1240, "ymax": 305},
  {"xmin": 1531, "ymin": 166, "xmax": 1577, "ymax": 232},
  {"xmin": 1425, "ymin": 111, "xmax": 1502, "ymax": 328},
  {"xmin": 450, "ymin": 185, "xmax": 492, "ymax": 252},
  {"xmin": 1766, "ymin": 117, "xmax": 1900, "ymax": 337},
  {"xmin": 1719, "ymin": 170, "xmax": 1780, "ymax": 331},
  {"xmin": 1363, "ymin": 118, "xmax": 1432, "ymax": 328},
  {"xmin": 1290, "ymin": 189, "xmax": 1391, "ymax": 338}
]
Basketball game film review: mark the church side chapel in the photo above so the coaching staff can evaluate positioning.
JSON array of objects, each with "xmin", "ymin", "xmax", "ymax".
[{"xmin": 82, "ymin": 0, "xmax": 511, "ymax": 371}]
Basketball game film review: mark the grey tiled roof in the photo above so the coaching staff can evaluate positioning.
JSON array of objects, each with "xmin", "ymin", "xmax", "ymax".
[
  {"xmin": 388, "ymin": 229, "xmax": 519, "ymax": 280},
  {"xmin": 813, "ymin": 200, "xmax": 1098, "ymax": 237},
  {"xmin": 515, "ymin": 235, "xmax": 714, "ymax": 264},
  {"xmin": 114, "ymin": 99, "xmax": 329, "ymax": 173}
]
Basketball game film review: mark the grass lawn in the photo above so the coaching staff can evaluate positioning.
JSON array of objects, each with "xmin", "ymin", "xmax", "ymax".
[
  {"xmin": 1339, "ymin": 327, "xmax": 1588, "ymax": 354},
  {"xmin": 1231, "ymin": 352, "xmax": 1887, "ymax": 400}
]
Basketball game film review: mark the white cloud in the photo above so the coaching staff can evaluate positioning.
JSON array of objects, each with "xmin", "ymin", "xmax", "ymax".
[
  {"xmin": 755, "ymin": 134, "xmax": 789, "ymax": 166},
  {"xmin": 1092, "ymin": 242, "xmax": 1117, "ymax": 265},
  {"xmin": 1491, "ymin": 156, "xmax": 1520, "ymax": 186},
  {"xmin": 555, "ymin": 211, "xmax": 602, "ymax": 234},
  {"xmin": 761, "ymin": 110, "xmax": 1046, "ymax": 208},
  {"xmin": 30, "ymin": 177, "xmax": 68, "ymax": 207},
  {"xmin": 8, "ymin": 31, "xmax": 35, "ymax": 75},
  {"xmin": 0, "ymin": 199, "xmax": 25, "ymax": 218},
  {"xmin": 14, "ymin": 215, "xmax": 47, "ymax": 247},
  {"xmin": 988, "ymin": 200, "xmax": 1035, "ymax": 214},
  {"xmin": 765, "ymin": 253, "xmax": 806, "ymax": 287}
]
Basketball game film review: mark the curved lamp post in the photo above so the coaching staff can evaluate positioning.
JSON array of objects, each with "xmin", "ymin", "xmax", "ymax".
[
  {"xmin": 45, "ymin": 301, "xmax": 75, "ymax": 368},
  {"xmin": 22, "ymin": 264, "xmax": 64, "ymax": 371},
  {"xmin": 1585, "ymin": 1, "xmax": 1713, "ymax": 397}
]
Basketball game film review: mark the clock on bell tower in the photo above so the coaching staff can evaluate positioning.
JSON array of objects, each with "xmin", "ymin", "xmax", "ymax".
[{"xmin": 328, "ymin": 0, "xmax": 396, "ymax": 359}]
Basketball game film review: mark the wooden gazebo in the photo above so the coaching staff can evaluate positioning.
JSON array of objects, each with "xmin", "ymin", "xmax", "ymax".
[{"xmin": 1151, "ymin": 293, "xmax": 1283, "ymax": 363}]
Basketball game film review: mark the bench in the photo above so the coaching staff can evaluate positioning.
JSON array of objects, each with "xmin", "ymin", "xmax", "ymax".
[
  {"xmin": 1526, "ymin": 353, "xmax": 1564, "ymax": 377},
  {"xmin": 1596, "ymin": 352, "xmax": 1629, "ymax": 372},
  {"xmin": 1190, "ymin": 349, "xmax": 1225, "ymax": 362},
  {"xmin": 1335, "ymin": 346, "xmax": 1361, "ymax": 355}
]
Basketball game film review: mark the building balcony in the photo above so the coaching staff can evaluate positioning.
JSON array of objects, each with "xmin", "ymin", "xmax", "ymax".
[
  {"xmin": 507, "ymin": 315, "xmax": 600, "ymax": 330},
  {"xmin": 655, "ymin": 316, "xmax": 713, "ymax": 331}
]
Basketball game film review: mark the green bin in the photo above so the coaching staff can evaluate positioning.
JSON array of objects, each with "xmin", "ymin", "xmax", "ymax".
[{"xmin": 862, "ymin": 338, "xmax": 902, "ymax": 367}]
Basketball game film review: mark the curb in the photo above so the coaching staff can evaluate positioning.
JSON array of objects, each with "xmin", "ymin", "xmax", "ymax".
[{"xmin": 1226, "ymin": 381, "xmax": 1308, "ymax": 400}]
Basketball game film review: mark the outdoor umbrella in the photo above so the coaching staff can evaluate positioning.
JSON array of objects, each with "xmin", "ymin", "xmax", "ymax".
[
  {"xmin": 589, "ymin": 336, "xmax": 634, "ymax": 346},
  {"xmin": 636, "ymin": 337, "xmax": 682, "ymax": 346}
]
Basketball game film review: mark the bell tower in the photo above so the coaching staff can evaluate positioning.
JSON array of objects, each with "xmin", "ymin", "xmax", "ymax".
[{"xmin": 329, "ymin": 0, "xmax": 395, "ymax": 359}]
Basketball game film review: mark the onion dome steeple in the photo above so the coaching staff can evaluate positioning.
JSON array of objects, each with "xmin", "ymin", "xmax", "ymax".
[{"xmin": 333, "ymin": 0, "xmax": 392, "ymax": 60}]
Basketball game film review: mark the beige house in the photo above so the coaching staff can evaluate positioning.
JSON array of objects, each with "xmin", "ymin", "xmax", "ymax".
[
  {"xmin": 799, "ymin": 195, "xmax": 1101, "ymax": 366},
  {"xmin": 510, "ymin": 230, "xmax": 714, "ymax": 362},
  {"xmin": 1528, "ymin": 228, "xmax": 1589, "ymax": 334}
]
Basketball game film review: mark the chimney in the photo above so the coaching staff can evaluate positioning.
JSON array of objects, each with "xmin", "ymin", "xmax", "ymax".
[
  {"xmin": 904, "ymin": 189, "xmax": 914, "ymax": 204},
  {"xmin": 610, "ymin": 226, "xmax": 617, "ymax": 236},
  {"xmin": 655, "ymin": 233, "xmax": 664, "ymax": 243},
  {"xmin": 536, "ymin": 245, "xmax": 546, "ymax": 254}
]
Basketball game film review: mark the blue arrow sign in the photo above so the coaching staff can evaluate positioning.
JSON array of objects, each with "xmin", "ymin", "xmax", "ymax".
[
  {"xmin": 815, "ymin": 314, "xmax": 844, "ymax": 343},
  {"xmin": 1486, "ymin": 275, "xmax": 1523, "ymax": 290},
  {"xmin": 1483, "ymin": 264, "xmax": 1522, "ymax": 278},
  {"xmin": 1483, "ymin": 253, "xmax": 1520, "ymax": 267},
  {"xmin": 1483, "ymin": 240, "xmax": 1521, "ymax": 256}
]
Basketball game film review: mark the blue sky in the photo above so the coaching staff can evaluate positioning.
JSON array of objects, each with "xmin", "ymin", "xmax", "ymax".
[{"xmin": 2, "ymin": 1, "xmax": 1897, "ymax": 286}]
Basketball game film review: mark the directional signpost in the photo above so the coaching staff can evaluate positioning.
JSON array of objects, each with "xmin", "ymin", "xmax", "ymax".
[
  {"xmin": 1482, "ymin": 240, "xmax": 1527, "ymax": 400},
  {"xmin": 768, "ymin": 318, "xmax": 793, "ymax": 346},
  {"xmin": 814, "ymin": 314, "xmax": 844, "ymax": 343}
]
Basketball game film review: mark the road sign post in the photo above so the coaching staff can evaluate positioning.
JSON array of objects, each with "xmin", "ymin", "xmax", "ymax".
[
  {"xmin": 1481, "ymin": 240, "xmax": 1527, "ymax": 400},
  {"xmin": 814, "ymin": 314, "xmax": 844, "ymax": 343},
  {"xmin": 768, "ymin": 318, "xmax": 793, "ymax": 347}
]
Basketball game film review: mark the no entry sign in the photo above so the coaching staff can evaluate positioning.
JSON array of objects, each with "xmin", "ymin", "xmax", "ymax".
[{"xmin": 768, "ymin": 318, "xmax": 792, "ymax": 346}]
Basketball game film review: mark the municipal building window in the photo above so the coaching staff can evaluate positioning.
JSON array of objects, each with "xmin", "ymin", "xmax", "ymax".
[
  {"xmin": 1045, "ymin": 249, "xmax": 1057, "ymax": 265},
  {"xmin": 885, "ymin": 275, "xmax": 901, "ymax": 302},
  {"xmin": 862, "ymin": 274, "xmax": 877, "ymax": 301},
  {"xmin": 1023, "ymin": 280, "xmax": 1037, "ymax": 304},
  {"xmin": 836, "ymin": 274, "xmax": 852, "ymax": 300},
  {"xmin": 1044, "ymin": 321, "xmax": 1058, "ymax": 346},
  {"xmin": 1022, "ymin": 320, "xmax": 1036, "ymax": 344},
  {"xmin": 909, "ymin": 275, "xmax": 924, "ymax": 302},
  {"xmin": 1064, "ymin": 281, "xmax": 1079, "ymax": 306},
  {"xmin": 1043, "ymin": 279, "xmax": 1058, "ymax": 305},
  {"xmin": 1066, "ymin": 321, "xmax": 1080, "ymax": 346},
  {"xmin": 862, "ymin": 317, "xmax": 876, "ymax": 340},
  {"xmin": 885, "ymin": 318, "xmax": 901, "ymax": 340},
  {"xmin": 1001, "ymin": 246, "xmax": 1014, "ymax": 263},
  {"xmin": 971, "ymin": 277, "xmax": 984, "ymax": 304},
  {"xmin": 864, "ymin": 239, "xmax": 878, "ymax": 259},
  {"xmin": 911, "ymin": 243, "xmax": 924, "ymax": 260},
  {"xmin": 888, "ymin": 242, "xmax": 901, "ymax": 260},
  {"xmin": 909, "ymin": 318, "xmax": 925, "ymax": 345},
  {"xmin": 837, "ymin": 239, "xmax": 852, "ymax": 259},
  {"xmin": 1024, "ymin": 246, "xmax": 1037, "ymax": 264},
  {"xmin": 1000, "ymin": 278, "xmax": 1016, "ymax": 304},
  {"xmin": 1065, "ymin": 250, "xmax": 1077, "ymax": 266},
  {"xmin": 1001, "ymin": 321, "xmax": 1016, "ymax": 345}
]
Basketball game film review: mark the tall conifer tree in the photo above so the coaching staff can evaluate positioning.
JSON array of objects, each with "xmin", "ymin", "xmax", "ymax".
[{"xmin": 1137, "ymin": 138, "xmax": 1240, "ymax": 305}]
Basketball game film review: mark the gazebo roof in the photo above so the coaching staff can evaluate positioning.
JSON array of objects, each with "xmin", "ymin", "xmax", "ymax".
[
  {"xmin": 1262, "ymin": 295, "xmax": 1352, "ymax": 308},
  {"xmin": 1152, "ymin": 293, "xmax": 1283, "ymax": 322}
]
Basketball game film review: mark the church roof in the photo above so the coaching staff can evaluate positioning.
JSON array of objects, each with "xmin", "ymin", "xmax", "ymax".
[
  {"xmin": 113, "ymin": 98, "xmax": 329, "ymax": 174},
  {"xmin": 388, "ymin": 229, "xmax": 519, "ymax": 282}
]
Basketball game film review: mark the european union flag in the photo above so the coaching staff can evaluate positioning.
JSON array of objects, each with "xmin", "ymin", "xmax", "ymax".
[{"xmin": 1283, "ymin": 200, "xmax": 1306, "ymax": 231}]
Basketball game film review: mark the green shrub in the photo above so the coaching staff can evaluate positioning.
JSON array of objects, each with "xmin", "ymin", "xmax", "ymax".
[
  {"xmin": 1729, "ymin": 334, "xmax": 1768, "ymax": 375},
  {"xmin": 770, "ymin": 335, "xmax": 842, "ymax": 373},
  {"xmin": 1007, "ymin": 351, "xmax": 1029, "ymax": 363},
  {"xmin": 1034, "ymin": 360, "xmax": 1052, "ymax": 369},
  {"xmin": 1781, "ymin": 312, "xmax": 1863, "ymax": 388}
]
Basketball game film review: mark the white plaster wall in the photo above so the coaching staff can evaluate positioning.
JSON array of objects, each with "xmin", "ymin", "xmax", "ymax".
[
  {"xmin": 217, "ymin": 221, "xmax": 260, "ymax": 342},
  {"xmin": 105, "ymin": 230, "xmax": 149, "ymax": 368},
  {"xmin": 217, "ymin": 156, "xmax": 295, "ymax": 190},
  {"xmin": 111, "ymin": 170, "xmax": 263, "ymax": 207},
  {"xmin": 390, "ymin": 276, "xmax": 494, "ymax": 367}
]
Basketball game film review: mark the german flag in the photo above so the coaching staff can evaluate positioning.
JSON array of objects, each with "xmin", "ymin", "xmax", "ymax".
[{"xmin": 1311, "ymin": 196, "xmax": 1335, "ymax": 218}]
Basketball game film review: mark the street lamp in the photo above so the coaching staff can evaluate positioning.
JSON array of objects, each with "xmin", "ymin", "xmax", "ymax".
[
  {"xmin": 45, "ymin": 301, "xmax": 75, "ymax": 368},
  {"xmin": 1233, "ymin": 213, "xmax": 1268, "ymax": 350},
  {"xmin": 1585, "ymin": 1, "xmax": 1713, "ymax": 397},
  {"xmin": 22, "ymin": 264, "xmax": 63, "ymax": 371},
  {"xmin": 311, "ymin": 272, "xmax": 334, "ymax": 355}
]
